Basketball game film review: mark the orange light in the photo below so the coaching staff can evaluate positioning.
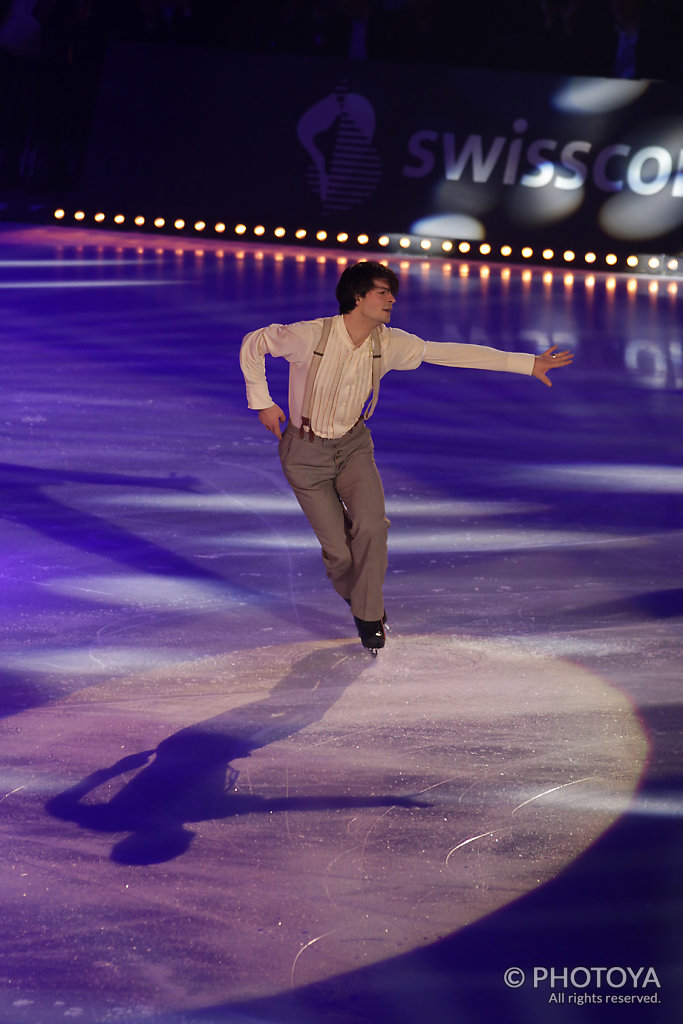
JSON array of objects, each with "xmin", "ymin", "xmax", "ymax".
[
  {"xmin": 500, "ymin": 245, "xmax": 512, "ymax": 257},
  {"xmin": 627, "ymin": 278, "xmax": 638, "ymax": 293},
  {"xmin": 480, "ymin": 243, "xmax": 491, "ymax": 255},
  {"xmin": 194, "ymin": 221, "xmax": 206, "ymax": 232},
  {"xmin": 135, "ymin": 215, "xmax": 145, "ymax": 226},
  {"xmin": 626, "ymin": 255, "xmax": 639, "ymax": 267},
  {"xmin": 316, "ymin": 230, "xmax": 327, "ymax": 241},
  {"xmin": 420, "ymin": 239, "xmax": 431, "ymax": 250},
  {"xmin": 154, "ymin": 217, "xmax": 165, "ymax": 228},
  {"xmin": 295, "ymin": 229, "xmax": 307, "ymax": 239},
  {"xmin": 521, "ymin": 247, "xmax": 533, "ymax": 259},
  {"xmin": 274, "ymin": 227, "xmax": 286, "ymax": 238},
  {"xmin": 399, "ymin": 237, "xmax": 411, "ymax": 249},
  {"xmin": 254, "ymin": 225, "xmax": 265, "ymax": 236},
  {"xmin": 94, "ymin": 212, "xmax": 105, "ymax": 223},
  {"xmin": 215, "ymin": 222, "xmax": 226, "ymax": 233},
  {"xmin": 605, "ymin": 253, "xmax": 617, "ymax": 266},
  {"xmin": 458, "ymin": 241, "xmax": 471, "ymax": 253},
  {"xmin": 378, "ymin": 236, "xmax": 390, "ymax": 247},
  {"xmin": 542, "ymin": 249, "xmax": 554, "ymax": 260},
  {"xmin": 174, "ymin": 219, "xmax": 185, "ymax": 230},
  {"xmin": 235, "ymin": 224, "xmax": 247, "ymax": 235},
  {"xmin": 441, "ymin": 241, "xmax": 453, "ymax": 252},
  {"xmin": 563, "ymin": 250, "xmax": 575, "ymax": 262},
  {"xmin": 584, "ymin": 252, "xmax": 597, "ymax": 264},
  {"xmin": 649, "ymin": 281, "xmax": 659, "ymax": 294},
  {"xmin": 54, "ymin": 209, "xmax": 66, "ymax": 219},
  {"xmin": 358, "ymin": 234, "xmax": 369, "ymax": 245},
  {"xmin": 114, "ymin": 215, "xmax": 125, "ymax": 224},
  {"xmin": 74, "ymin": 211, "xmax": 85, "ymax": 221},
  {"xmin": 564, "ymin": 273, "xmax": 574, "ymax": 287},
  {"xmin": 543, "ymin": 271, "xmax": 553, "ymax": 284}
]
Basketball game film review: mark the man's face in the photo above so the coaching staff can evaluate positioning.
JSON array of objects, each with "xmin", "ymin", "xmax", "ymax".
[{"xmin": 355, "ymin": 278, "xmax": 396, "ymax": 324}]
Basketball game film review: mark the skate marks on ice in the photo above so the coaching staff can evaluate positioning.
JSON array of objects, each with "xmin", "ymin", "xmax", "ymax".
[{"xmin": 1, "ymin": 636, "xmax": 646, "ymax": 1016}]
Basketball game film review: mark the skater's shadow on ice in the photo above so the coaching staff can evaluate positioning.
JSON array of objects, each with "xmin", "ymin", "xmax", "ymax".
[{"xmin": 46, "ymin": 645, "xmax": 426, "ymax": 865}]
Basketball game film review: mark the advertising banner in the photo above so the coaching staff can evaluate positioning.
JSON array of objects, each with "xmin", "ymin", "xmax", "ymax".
[{"xmin": 80, "ymin": 43, "xmax": 683, "ymax": 253}]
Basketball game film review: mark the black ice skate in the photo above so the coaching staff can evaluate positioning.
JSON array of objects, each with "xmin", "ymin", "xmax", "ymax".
[{"xmin": 353, "ymin": 615, "xmax": 386, "ymax": 656}]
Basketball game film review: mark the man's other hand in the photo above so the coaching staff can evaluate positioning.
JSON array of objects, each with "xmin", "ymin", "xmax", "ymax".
[{"xmin": 258, "ymin": 404, "xmax": 286, "ymax": 439}]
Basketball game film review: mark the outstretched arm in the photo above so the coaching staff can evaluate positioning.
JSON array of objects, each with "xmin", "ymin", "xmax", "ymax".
[
  {"xmin": 388, "ymin": 328, "xmax": 574, "ymax": 384},
  {"xmin": 532, "ymin": 345, "xmax": 574, "ymax": 387}
]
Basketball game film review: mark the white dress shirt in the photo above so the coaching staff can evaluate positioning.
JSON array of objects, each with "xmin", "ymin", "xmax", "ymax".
[{"xmin": 240, "ymin": 315, "xmax": 535, "ymax": 439}]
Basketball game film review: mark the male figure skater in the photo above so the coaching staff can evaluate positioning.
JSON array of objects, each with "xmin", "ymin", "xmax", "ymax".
[{"xmin": 239, "ymin": 260, "xmax": 572, "ymax": 654}]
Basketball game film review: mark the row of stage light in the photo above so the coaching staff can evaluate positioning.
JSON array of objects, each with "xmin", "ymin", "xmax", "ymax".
[
  {"xmin": 52, "ymin": 208, "xmax": 682, "ymax": 278},
  {"xmin": 47, "ymin": 240, "xmax": 679, "ymax": 296}
]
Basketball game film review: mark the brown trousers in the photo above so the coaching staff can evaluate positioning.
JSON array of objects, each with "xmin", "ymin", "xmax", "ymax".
[{"xmin": 278, "ymin": 419, "xmax": 389, "ymax": 621}]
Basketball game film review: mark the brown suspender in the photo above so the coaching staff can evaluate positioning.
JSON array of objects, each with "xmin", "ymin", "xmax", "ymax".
[
  {"xmin": 364, "ymin": 327, "xmax": 383, "ymax": 420},
  {"xmin": 299, "ymin": 318, "xmax": 382, "ymax": 441},
  {"xmin": 299, "ymin": 317, "xmax": 334, "ymax": 439}
]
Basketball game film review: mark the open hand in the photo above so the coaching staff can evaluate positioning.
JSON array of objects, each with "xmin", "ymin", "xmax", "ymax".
[{"xmin": 532, "ymin": 345, "xmax": 574, "ymax": 387}]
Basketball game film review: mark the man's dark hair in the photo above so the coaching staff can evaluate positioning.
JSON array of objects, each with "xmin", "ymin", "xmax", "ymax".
[{"xmin": 336, "ymin": 261, "xmax": 400, "ymax": 314}]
